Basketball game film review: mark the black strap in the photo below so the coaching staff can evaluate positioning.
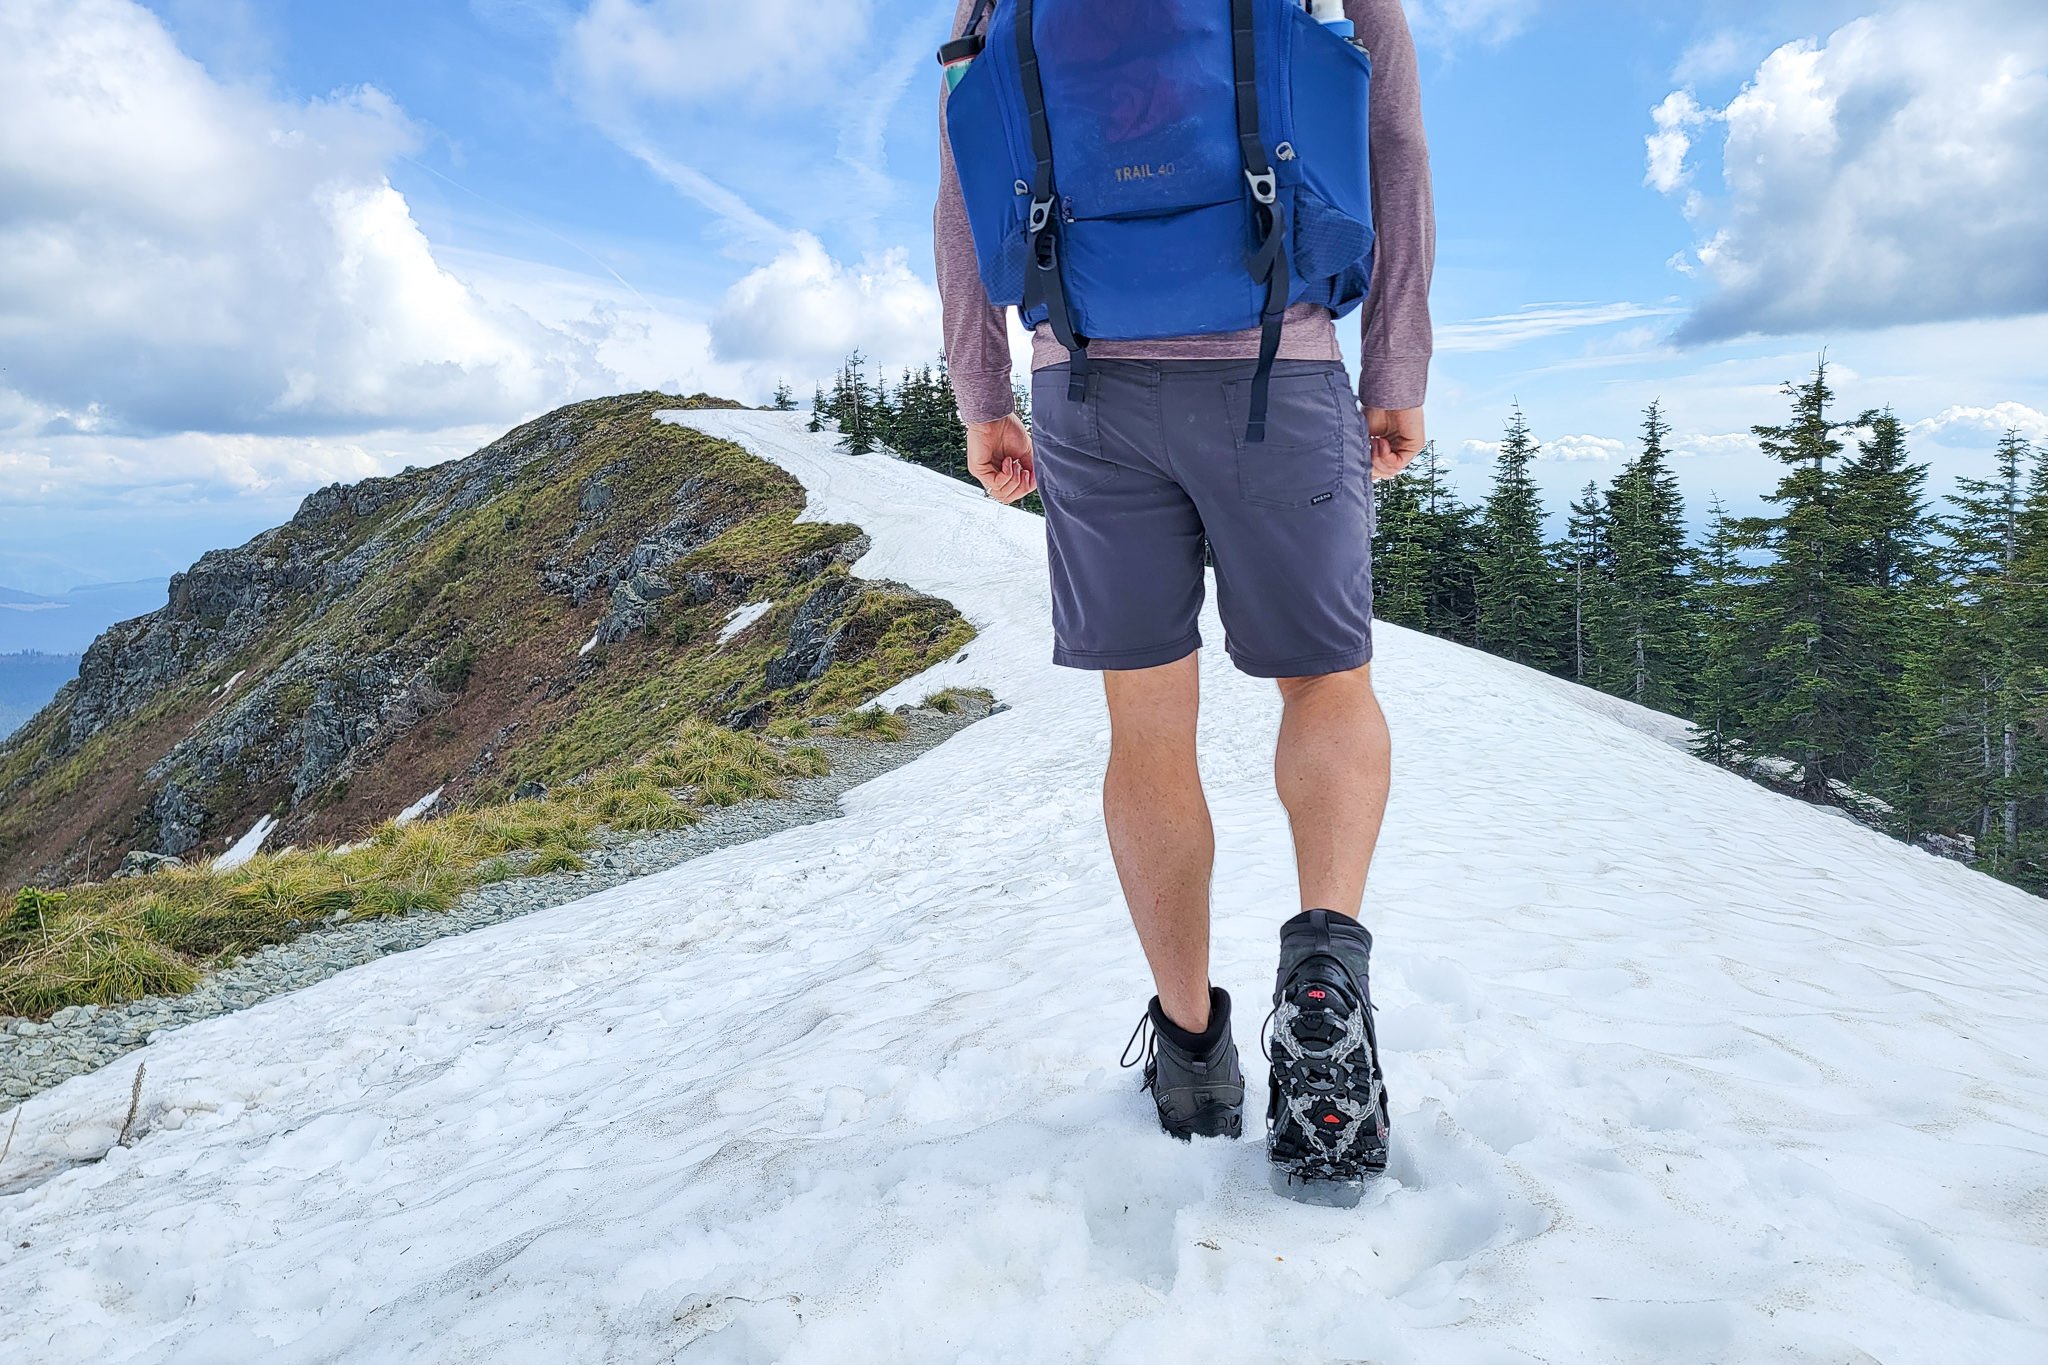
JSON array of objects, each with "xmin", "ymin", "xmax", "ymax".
[
  {"xmin": 1230, "ymin": 0, "xmax": 1290, "ymax": 443},
  {"xmin": 961, "ymin": 0, "xmax": 995, "ymax": 38},
  {"xmin": 1014, "ymin": 0, "xmax": 1090, "ymax": 401}
]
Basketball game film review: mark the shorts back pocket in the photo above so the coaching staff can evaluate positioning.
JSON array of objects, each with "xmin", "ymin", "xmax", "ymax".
[
  {"xmin": 1031, "ymin": 367, "xmax": 1117, "ymax": 501},
  {"xmin": 1226, "ymin": 372, "xmax": 1348, "ymax": 509}
]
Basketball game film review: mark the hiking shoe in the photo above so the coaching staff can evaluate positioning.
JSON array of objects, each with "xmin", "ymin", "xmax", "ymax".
[
  {"xmin": 1266, "ymin": 909, "xmax": 1390, "ymax": 1206},
  {"xmin": 1120, "ymin": 986, "xmax": 1246, "ymax": 1140}
]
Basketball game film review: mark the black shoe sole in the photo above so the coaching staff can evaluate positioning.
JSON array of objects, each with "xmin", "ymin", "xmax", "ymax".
[{"xmin": 1266, "ymin": 953, "xmax": 1389, "ymax": 1197}]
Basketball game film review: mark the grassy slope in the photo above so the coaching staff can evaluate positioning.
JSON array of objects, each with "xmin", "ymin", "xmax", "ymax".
[
  {"xmin": 0, "ymin": 394, "xmax": 973, "ymax": 890},
  {"xmin": 0, "ymin": 718, "xmax": 838, "ymax": 1015}
]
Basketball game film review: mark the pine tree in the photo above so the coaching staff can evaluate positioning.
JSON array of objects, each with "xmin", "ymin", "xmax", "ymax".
[
  {"xmin": 1690, "ymin": 496, "xmax": 1754, "ymax": 765},
  {"xmin": 1370, "ymin": 463, "xmax": 1433, "ymax": 630},
  {"xmin": 1742, "ymin": 360, "xmax": 1861, "ymax": 803},
  {"xmin": 1559, "ymin": 479, "xmax": 1611, "ymax": 685},
  {"xmin": 807, "ymin": 385, "xmax": 827, "ymax": 433},
  {"xmin": 1415, "ymin": 443, "xmax": 1483, "ymax": 640},
  {"xmin": 1932, "ymin": 429, "xmax": 2037, "ymax": 872},
  {"xmin": 1835, "ymin": 408, "xmax": 1933, "ymax": 788},
  {"xmin": 1475, "ymin": 407, "xmax": 1562, "ymax": 669},
  {"xmin": 830, "ymin": 351, "xmax": 878, "ymax": 455},
  {"xmin": 1600, "ymin": 402, "xmax": 1695, "ymax": 711},
  {"xmin": 883, "ymin": 367, "xmax": 919, "ymax": 458},
  {"xmin": 771, "ymin": 381, "xmax": 796, "ymax": 411},
  {"xmin": 926, "ymin": 360, "xmax": 969, "ymax": 480},
  {"xmin": 2013, "ymin": 440, "xmax": 2048, "ymax": 885},
  {"xmin": 865, "ymin": 369, "xmax": 898, "ymax": 454}
]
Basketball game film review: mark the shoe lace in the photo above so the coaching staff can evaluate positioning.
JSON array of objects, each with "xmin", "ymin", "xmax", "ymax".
[{"xmin": 1119, "ymin": 1011, "xmax": 1157, "ymax": 1088}]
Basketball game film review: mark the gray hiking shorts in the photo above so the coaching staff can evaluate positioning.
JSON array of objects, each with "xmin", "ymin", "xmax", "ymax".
[{"xmin": 1030, "ymin": 358, "xmax": 1376, "ymax": 679}]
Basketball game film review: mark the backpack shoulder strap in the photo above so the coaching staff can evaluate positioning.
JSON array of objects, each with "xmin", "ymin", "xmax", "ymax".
[
  {"xmin": 1231, "ymin": 0, "xmax": 1290, "ymax": 444},
  {"xmin": 1014, "ymin": 0, "xmax": 1091, "ymax": 402}
]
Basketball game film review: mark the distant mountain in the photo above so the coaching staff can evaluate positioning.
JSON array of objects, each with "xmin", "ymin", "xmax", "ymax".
[
  {"xmin": 0, "ymin": 652, "xmax": 81, "ymax": 742},
  {"xmin": 0, "ymin": 393, "xmax": 972, "ymax": 889},
  {"xmin": 0, "ymin": 578, "xmax": 171, "ymax": 654}
]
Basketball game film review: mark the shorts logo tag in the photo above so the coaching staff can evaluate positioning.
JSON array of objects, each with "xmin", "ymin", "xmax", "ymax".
[{"xmin": 1310, "ymin": 492, "xmax": 1334, "ymax": 506}]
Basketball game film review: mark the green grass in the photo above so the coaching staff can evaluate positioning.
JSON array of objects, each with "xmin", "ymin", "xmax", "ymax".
[
  {"xmin": 0, "ymin": 719, "xmax": 834, "ymax": 1017},
  {"xmin": 921, "ymin": 687, "xmax": 993, "ymax": 715},
  {"xmin": 528, "ymin": 848, "xmax": 586, "ymax": 875},
  {"xmin": 832, "ymin": 706, "xmax": 908, "ymax": 741}
]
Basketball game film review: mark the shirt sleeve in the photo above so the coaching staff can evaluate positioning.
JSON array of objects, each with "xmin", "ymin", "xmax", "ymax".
[
  {"xmin": 935, "ymin": 0, "xmax": 1017, "ymax": 425},
  {"xmin": 1346, "ymin": 0, "xmax": 1436, "ymax": 411}
]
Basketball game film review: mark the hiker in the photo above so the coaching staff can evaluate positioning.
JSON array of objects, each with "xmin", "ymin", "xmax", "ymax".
[{"xmin": 936, "ymin": 0, "xmax": 1432, "ymax": 1204}]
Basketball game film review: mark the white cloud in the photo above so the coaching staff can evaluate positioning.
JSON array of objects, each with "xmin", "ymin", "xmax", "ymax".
[
  {"xmin": 1645, "ymin": 91, "xmax": 1713, "ymax": 195},
  {"xmin": 1403, "ymin": 0, "xmax": 1540, "ymax": 48},
  {"xmin": 1655, "ymin": 0, "xmax": 2048, "ymax": 343},
  {"xmin": 564, "ymin": 0, "xmax": 873, "ymax": 114},
  {"xmin": 1541, "ymin": 434, "xmax": 1627, "ymax": 463},
  {"xmin": 0, "ymin": 0, "xmax": 608, "ymax": 437},
  {"xmin": 1910, "ymin": 402, "xmax": 2048, "ymax": 446},
  {"xmin": 709, "ymin": 234, "xmax": 942, "ymax": 380},
  {"xmin": 555, "ymin": 0, "xmax": 938, "ymax": 337},
  {"xmin": 1671, "ymin": 432, "xmax": 1762, "ymax": 462},
  {"xmin": 1438, "ymin": 302, "xmax": 1683, "ymax": 354},
  {"xmin": 0, "ymin": 427, "xmax": 483, "ymax": 511},
  {"xmin": 1458, "ymin": 432, "xmax": 1617, "ymax": 464},
  {"xmin": 1674, "ymin": 29, "xmax": 1757, "ymax": 85}
]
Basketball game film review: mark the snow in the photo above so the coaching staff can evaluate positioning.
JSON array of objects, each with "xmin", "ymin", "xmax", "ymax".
[
  {"xmin": 208, "ymin": 813, "xmax": 276, "ymax": 872},
  {"xmin": 578, "ymin": 630, "xmax": 600, "ymax": 657},
  {"xmin": 209, "ymin": 668, "xmax": 245, "ymax": 698},
  {"xmin": 4, "ymin": 410, "xmax": 2046, "ymax": 1361},
  {"xmin": 393, "ymin": 787, "xmax": 445, "ymax": 829},
  {"xmin": 717, "ymin": 599, "xmax": 775, "ymax": 644}
]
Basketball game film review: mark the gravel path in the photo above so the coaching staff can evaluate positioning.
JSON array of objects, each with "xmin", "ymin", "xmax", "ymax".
[{"xmin": 0, "ymin": 698, "xmax": 997, "ymax": 1110}]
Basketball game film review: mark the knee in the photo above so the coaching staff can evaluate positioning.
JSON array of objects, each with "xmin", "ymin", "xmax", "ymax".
[
  {"xmin": 1104, "ymin": 658, "xmax": 1201, "ymax": 753},
  {"xmin": 1275, "ymin": 663, "xmax": 1375, "ymax": 709}
]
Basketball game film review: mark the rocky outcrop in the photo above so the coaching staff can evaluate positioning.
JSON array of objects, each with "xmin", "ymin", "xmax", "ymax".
[
  {"xmin": 111, "ymin": 851, "xmax": 185, "ymax": 880},
  {"xmin": 765, "ymin": 578, "xmax": 861, "ymax": 691},
  {"xmin": 0, "ymin": 392, "xmax": 968, "ymax": 891}
]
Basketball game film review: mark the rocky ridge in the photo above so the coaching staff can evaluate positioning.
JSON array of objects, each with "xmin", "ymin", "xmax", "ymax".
[{"xmin": 0, "ymin": 393, "xmax": 973, "ymax": 889}]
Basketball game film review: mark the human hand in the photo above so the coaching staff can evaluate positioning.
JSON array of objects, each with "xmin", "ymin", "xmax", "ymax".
[
  {"xmin": 1364, "ymin": 407, "xmax": 1425, "ymax": 481},
  {"xmin": 966, "ymin": 413, "xmax": 1037, "ymax": 503}
]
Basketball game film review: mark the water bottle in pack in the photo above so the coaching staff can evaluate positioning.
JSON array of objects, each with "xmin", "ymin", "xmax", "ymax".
[{"xmin": 1306, "ymin": 0, "xmax": 1355, "ymax": 41}]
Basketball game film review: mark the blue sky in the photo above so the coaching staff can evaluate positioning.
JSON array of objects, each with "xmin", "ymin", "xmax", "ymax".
[{"xmin": 2, "ymin": 0, "xmax": 2044, "ymax": 595}]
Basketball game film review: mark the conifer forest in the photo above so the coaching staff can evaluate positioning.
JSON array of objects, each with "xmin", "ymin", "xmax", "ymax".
[{"xmin": 807, "ymin": 354, "xmax": 2048, "ymax": 896}]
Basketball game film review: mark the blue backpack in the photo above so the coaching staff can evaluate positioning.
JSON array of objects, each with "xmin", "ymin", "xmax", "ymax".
[{"xmin": 940, "ymin": 0, "xmax": 1375, "ymax": 441}]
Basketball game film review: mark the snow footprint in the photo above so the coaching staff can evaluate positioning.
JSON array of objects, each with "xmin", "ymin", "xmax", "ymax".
[
  {"xmin": 1377, "ymin": 1099, "xmax": 1553, "ymax": 1300},
  {"xmin": 1377, "ymin": 954, "xmax": 1485, "ymax": 1054},
  {"xmin": 1070, "ymin": 1141, "xmax": 1209, "ymax": 1290}
]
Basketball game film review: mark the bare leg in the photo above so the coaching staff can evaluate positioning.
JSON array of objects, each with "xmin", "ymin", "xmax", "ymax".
[
  {"xmin": 1102, "ymin": 654, "xmax": 1214, "ymax": 1034},
  {"xmin": 1274, "ymin": 663, "xmax": 1392, "ymax": 919}
]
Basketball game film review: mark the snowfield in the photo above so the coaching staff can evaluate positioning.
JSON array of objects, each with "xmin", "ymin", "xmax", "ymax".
[{"xmin": 5, "ymin": 411, "xmax": 2046, "ymax": 1362}]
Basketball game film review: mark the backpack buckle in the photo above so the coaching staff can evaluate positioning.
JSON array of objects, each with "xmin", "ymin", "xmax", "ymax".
[
  {"xmin": 1244, "ymin": 169, "xmax": 1277, "ymax": 205},
  {"xmin": 1028, "ymin": 197, "xmax": 1055, "ymax": 235}
]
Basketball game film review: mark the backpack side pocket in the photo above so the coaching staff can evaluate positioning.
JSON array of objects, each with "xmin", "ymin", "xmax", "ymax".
[{"xmin": 945, "ymin": 26, "xmax": 1036, "ymax": 307}]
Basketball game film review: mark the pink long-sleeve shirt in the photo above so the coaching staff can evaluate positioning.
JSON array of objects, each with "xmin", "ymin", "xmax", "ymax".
[{"xmin": 935, "ymin": 0, "xmax": 1436, "ymax": 426}]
